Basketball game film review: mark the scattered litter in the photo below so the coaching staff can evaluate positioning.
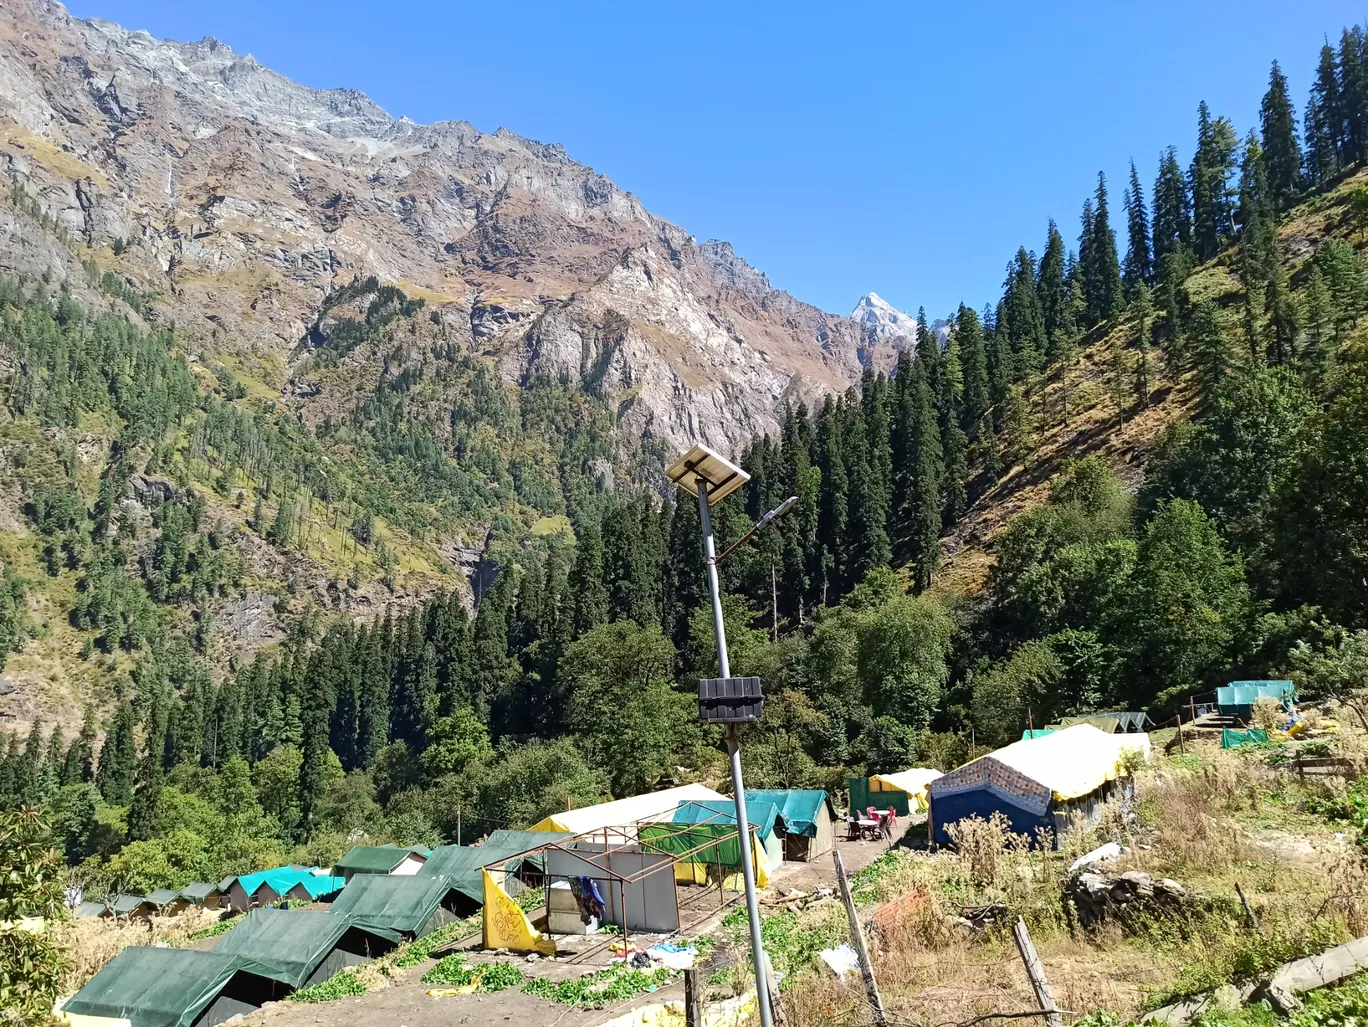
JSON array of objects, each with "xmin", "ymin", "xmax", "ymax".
[
  {"xmin": 647, "ymin": 942, "xmax": 698, "ymax": 970},
  {"xmin": 820, "ymin": 942, "xmax": 860, "ymax": 978},
  {"xmin": 1070, "ymin": 841, "xmax": 1122, "ymax": 872}
]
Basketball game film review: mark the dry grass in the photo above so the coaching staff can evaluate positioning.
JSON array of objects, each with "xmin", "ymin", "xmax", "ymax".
[{"xmin": 56, "ymin": 907, "xmax": 224, "ymax": 993}]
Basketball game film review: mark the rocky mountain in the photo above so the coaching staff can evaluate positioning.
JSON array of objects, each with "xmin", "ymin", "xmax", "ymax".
[{"xmin": 0, "ymin": 0, "xmax": 876, "ymax": 455}]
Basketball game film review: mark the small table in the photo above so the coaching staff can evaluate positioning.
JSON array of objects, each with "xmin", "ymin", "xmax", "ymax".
[{"xmin": 857, "ymin": 818, "xmax": 879, "ymax": 840}]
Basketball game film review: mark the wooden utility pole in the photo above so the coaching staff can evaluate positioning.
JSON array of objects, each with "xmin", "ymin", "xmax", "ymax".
[
  {"xmin": 684, "ymin": 968, "xmax": 703, "ymax": 1027},
  {"xmin": 833, "ymin": 850, "xmax": 888, "ymax": 1027},
  {"xmin": 1012, "ymin": 917, "xmax": 1062, "ymax": 1027},
  {"xmin": 1235, "ymin": 883, "xmax": 1259, "ymax": 930}
]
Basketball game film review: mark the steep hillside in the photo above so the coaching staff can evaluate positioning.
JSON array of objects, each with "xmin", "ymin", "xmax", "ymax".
[{"xmin": 0, "ymin": 0, "xmax": 874, "ymax": 458}]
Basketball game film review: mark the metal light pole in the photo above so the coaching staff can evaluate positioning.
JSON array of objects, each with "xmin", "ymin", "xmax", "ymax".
[{"xmin": 696, "ymin": 475, "xmax": 774, "ymax": 1027}]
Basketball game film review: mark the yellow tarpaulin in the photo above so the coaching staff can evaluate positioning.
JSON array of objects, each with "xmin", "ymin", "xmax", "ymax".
[
  {"xmin": 869, "ymin": 769, "xmax": 943, "ymax": 811},
  {"xmin": 481, "ymin": 869, "xmax": 555, "ymax": 955}
]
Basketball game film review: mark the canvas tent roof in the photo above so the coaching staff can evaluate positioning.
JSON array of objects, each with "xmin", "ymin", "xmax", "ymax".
[
  {"xmin": 335, "ymin": 845, "xmax": 425, "ymax": 874},
  {"xmin": 1058, "ymin": 715, "xmax": 1121, "ymax": 733},
  {"xmin": 330, "ymin": 873, "xmax": 459, "ymax": 935},
  {"xmin": 290, "ymin": 874, "xmax": 346, "ymax": 900},
  {"xmin": 74, "ymin": 900, "xmax": 107, "ymax": 918},
  {"xmin": 212, "ymin": 909, "xmax": 398, "ymax": 988},
  {"xmin": 148, "ymin": 889, "xmax": 183, "ymax": 907},
  {"xmin": 743, "ymin": 789, "xmax": 832, "ymax": 838},
  {"xmin": 111, "ymin": 895, "xmax": 154, "ymax": 916},
  {"xmin": 421, "ymin": 832, "xmax": 568, "ymax": 904},
  {"xmin": 672, "ymin": 798, "xmax": 780, "ymax": 840},
  {"xmin": 869, "ymin": 769, "xmax": 944, "ymax": 799},
  {"xmin": 180, "ymin": 882, "xmax": 221, "ymax": 903},
  {"xmin": 232, "ymin": 867, "xmax": 342, "ymax": 902},
  {"xmin": 1217, "ymin": 680, "xmax": 1295, "ymax": 707},
  {"xmin": 930, "ymin": 725, "xmax": 1149, "ymax": 807},
  {"xmin": 529, "ymin": 783, "xmax": 726, "ymax": 835},
  {"xmin": 62, "ymin": 947, "xmax": 275, "ymax": 1027}
]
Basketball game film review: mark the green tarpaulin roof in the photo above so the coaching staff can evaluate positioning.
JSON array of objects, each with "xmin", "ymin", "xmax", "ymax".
[
  {"xmin": 640, "ymin": 822, "xmax": 747, "ymax": 868},
  {"xmin": 112, "ymin": 894, "xmax": 154, "ymax": 916},
  {"xmin": 330, "ymin": 874, "xmax": 460, "ymax": 936},
  {"xmin": 336, "ymin": 845, "xmax": 423, "ymax": 874},
  {"xmin": 1059, "ymin": 715, "xmax": 1121, "ymax": 733},
  {"xmin": 421, "ymin": 832, "xmax": 569, "ymax": 904},
  {"xmin": 672, "ymin": 799, "xmax": 780, "ymax": 841},
  {"xmin": 212, "ymin": 909, "xmax": 398, "ymax": 988},
  {"xmin": 1222, "ymin": 728, "xmax": 1271, "ymax": 748},
  {"xmin": 148, "ymin": 889, "xmax": 183, "ymax": 906},
  {"xmin": 63, "ymin": 947, "xmax": 276, "ymax": 1027},
  {"xmin": 74, "ymin": 900, "xmax": 106, "ymax": 918},
  {"xmin": 743, "ymin": 789, "xmax": 831, "ymax": 838},
  {"xmin": 1022, "ymin": 729, "xmax": 1056, "ymax": 740},
  {"xmin": 1218, "ymin": 680, "xmax": 1295, "ymax": 707},
  {"xmin": 180, "ymin": 882, "xmax": 222, "ymax": 902}
]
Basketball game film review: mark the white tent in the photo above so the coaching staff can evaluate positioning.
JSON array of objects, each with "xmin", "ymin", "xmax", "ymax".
[{"xmin": 529, "ymin": 783, "xmax": 727, "ymax": 837}]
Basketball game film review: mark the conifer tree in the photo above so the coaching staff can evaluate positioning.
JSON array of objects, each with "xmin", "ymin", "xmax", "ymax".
[
  {"xmin": 356, "ymin": 626, "xmax": 391, "ymax": 769},
  {"xmin": 1152, "ymin": 146, "xmax": 1192, "ymax": 265},
  {"xmin": 1037, "ymin": 223, "xmax": 1072, "ymax": 364},
  {"xmin": 890, "ymin": 350, "xmax": 915, "ymax": 522},
  {"xmin": 1087, "ymin": 173, "xmax": 1125, "ymax": 322},
  {"xmin": 957, "ymin": 304, "xmax": 990, "ymax": 436},
  {"xmin": 1122, "ymin": 161, "xmax": 1152, "ymax": 293},
  {"xmin": 846, "ymin": 410, "xmax": 891, "ymax": 582},
  {"xmin": 1260, "ymin": 60, "xmax": 1302, "ymax": 211},
  {"xmin": 1264, "ymin": 264, "xmax": 1299, "ymax": 366},
  {"xmin": 1238, "ymin": 132, "xmax": 1276, "ymax": 357},
  {"xmin": 863, "ymin": 369, "xmax": 894, "ymax": 544},
  {"xmin": 939, "ymin": 372, "xmax": 969, "ymax": 530},
  {"xmin": 1132, "ymin": 287, "xmax": 1154, "ymax": 410},
  {"xmin": 63, "ymin": 707, "xmax": 96, "ymax": 785},
  {"xmin": 1302, "ymin": 263, "xmax": 1336, "ymax": 387},
  {"xmin": 985, "ymin": 299, "xmax": 1012, "ymax": 412},
  {"xmin": 1191, "ymin": 301, "xmax": 1232, "ymax": 414},
  {"xmin": 95, "ymin": 702, "xmax": 136, "ymax": 806},
  {"xmin": 815, "ymin": 395, "xmax": 849, "ymax": 603},
  {"xmin": 1077, "ymin": 198, "xmax": 1095, "ymax": 323},
  {"xmin": 1306, "ymin": 43, "xmax": 1345, "ymax": 185},
  {"xmin": 1339, "ymin": 28, "xmax": 1367, "ymax": 164},
  {"xmin": 569, "ymin": 524, "xmax": 609, "ymax": 637},
  {"xmin": 907, "ymin": 359, "xmax": 943, "ymax": 591},
  {"xmin": 1191, "ymin": 102, "xmax": 1240, "ymax": 259},
  {"xmin": 125, "ymin": 744, "xmax": 163, "ymax": 842}
]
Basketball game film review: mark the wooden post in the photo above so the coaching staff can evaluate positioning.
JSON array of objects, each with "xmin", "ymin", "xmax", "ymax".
[
  {"xmin": 833, "ymin": 849, "xmax": 887, "ymax": 1027},
  {"xmin": 1176, "ymin": 712, "xmax": 1185, "ymax": 754},
  {"xmin": 684, "ymin": 968, "xmax": 703, "ymax": 1027},
  {"xmin": 1012, "ymin": 917, "xmax": 1062, "ymax": 1027},
  {"xmin": 1235, "ymin": 883, "xmax": 1259, "ymax": 930}
]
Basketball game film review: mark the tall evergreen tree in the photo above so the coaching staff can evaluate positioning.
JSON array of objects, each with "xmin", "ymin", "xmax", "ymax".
[
  {"xmin": 1191, "ymin": 301, "xmax": 1232, "ymax": 414},
  {"xmin": 957, "ymin": 304, "xmax": 990, "ymax": 437},
  {"xmin": 1307, "ymin": 43, "xmax": 1346, "ymax": 185},
  {"xmin": 1152, "ymin": 146, "xmax": 1192, "ymax": 265},
  {"xmin": 125, "ymin": 743, "xmax": 163, "ymax": 842},
  {"xmin": 63, "ymin": 707, "xmax": 97, "ymax": 785},
  {"xmin": 1037, "ymin": 222, "xmax": 1072, "ymax": 363},
  {"xmin": 1302, "ymin": 262, "xmax": 1336, "ymax": 387},
  {"xmin": 1122, "ymin": 161, "xmax": 1153, "ymax": 293},
  {"xmin": 95, "ymin": 701, "xmax": 136, "ymax": 806},
  {"xmin": 907, "ymin": 359, "xmax": 943, "ymax": 591},
  {"xmin": 569, "ymin": 524, "xmax": 609, "ymax": 637},
  {"xmin": 814, "ymin": 394, "xmax": 849, "ymax": 603},
  {"xmin": 1087, "ymin": 172, "xmax": 1125, "ymax": 322},
  {"xmin": 1238, "ymin": 132, "xmax": 1277, "ymax": 358},
  {"xmin": 1191, "ymin": 101, "xmax": 1240, "ymax": 260},
  {"xmin": 1260, "ymin": 60, "xmax": 1302, "ymax": 211},
  {"xmin": 1339, "ymin": 27, "xmax": 1368, "ymax": 164},
  {"xmin": 846, "ymin": 398, "xmax": 891, "ymax": 581},
  {"xmin": 356, "ymin": 625, "xmax": 391, "ymax": 769}
]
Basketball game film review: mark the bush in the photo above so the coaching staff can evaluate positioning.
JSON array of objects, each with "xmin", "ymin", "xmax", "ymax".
[{"xmin": 944, "ymin": 812, "xmax": 1030, "ymax": 889}]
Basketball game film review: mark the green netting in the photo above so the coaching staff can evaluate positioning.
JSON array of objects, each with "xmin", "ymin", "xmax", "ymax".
[
  {"xmin": 329, "ymin": 874, "xmax": 458, "ymax": 936},
  {"xmin": 639, "ymin": 822, "xmax": 746, "ymax": 868},
  {"xmin": 62, "ymin": 947, "xmax": 274, "ymax": 1027},
  {"xmin": 212, "ymin": 908, "xmax": 397, "ymax": 987},
  {"xmin": 420, "ymin": 832, "xmax": 568, "ymax": 903},
  {"xmin": 847, "ymin": 778, "xmax": 911, "ymax": 817},
  {"xmin": 1222, "ymin": 728, "xmax": 1270, "ymax": 749},
  {"xmin": 743, "ymin": 790, "xmax": 830, "ymax": 838}
]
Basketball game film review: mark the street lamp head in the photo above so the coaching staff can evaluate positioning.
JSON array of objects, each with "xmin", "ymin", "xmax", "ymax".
[{"xmin": 664, "ymin": 444, "xmax": 750, "ymax": 506}]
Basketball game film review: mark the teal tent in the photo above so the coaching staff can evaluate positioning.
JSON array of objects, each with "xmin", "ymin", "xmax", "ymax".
[
  {"xmin": 1217, "ymin": 680, "xmax": 1295, "ymax": 720},
  {"xmin": 743, "ymin": 789, "xmax": 836, "ymax": 861},
  {"xmin": 672, "ymin": 798, "xmax": 784, "ymax": 873}
]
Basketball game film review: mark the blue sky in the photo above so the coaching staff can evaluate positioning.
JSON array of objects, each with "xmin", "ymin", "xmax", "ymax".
[{"xmin": 67, "ymin": 0, "xmax": 1366, "ymax": 319}]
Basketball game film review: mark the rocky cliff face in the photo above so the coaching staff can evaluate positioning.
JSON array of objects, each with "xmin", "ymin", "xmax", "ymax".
[{"xmin": 0, "ymin": 0, "xmax": 878, "ymax": 455}]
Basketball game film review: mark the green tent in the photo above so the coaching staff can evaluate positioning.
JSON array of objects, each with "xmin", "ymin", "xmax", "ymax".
[
  {"xmin": 671, "ymin": 799, "xmax": 783, "ymax": 872},
  {"xmin": 179, "ymin": 882, "xmax": 224, "ymax": 907},
  {"xmin": 111, "ymin": 894, "xmax": 155, "ymax": 918},
  {"xmin": 420, "ymin": 832, "xmax": 568, "ymax": 903},
  {"xmin": 74, "ymin": 900, "xmax": 107, "ymax": 918},
  {"xmin": 62, "ymin": 947, "xmax": 286, "ymax": 1027},
  {"xmin": 639, "ymin": 822, "xmax": 748, "ymax": 869},
  {"xmin": 847, "ymin": 777, "xmax": 911, "ymax": 818},
  {"xmin": 334, "ymin": 844, "xmax": 427, "ymax": 879},
  {"xmin": 212, "ymin": 909, "xmax": 398, "ymax": 989},
  {"xmin": 329, "ymin": 873, "xmax": 465, "ymax": 937},
  {"xmin": 1222, "ymin": 728, "xmax": 1270, "ymax": 749}
]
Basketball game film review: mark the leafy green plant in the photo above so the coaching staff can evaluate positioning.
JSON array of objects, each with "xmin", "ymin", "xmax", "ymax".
[
  {"xmin": 422, "ymin": 955, "xmax": 524, "ymax": 992},
  {"xmin": 522, "ymin": 965, "xmax": 673, "ymax": 1006},
  {"xmin": 0, "ymin": 807, "xmax": 71, "ymax": 1024},
  {"xmin": 389, "ymin": 913, "xmax": 482, "ymax": 969},
  {"xmin": 291, "ymin": 968, "xmax": 368, "ymax": 1002},
  {"xmin": 187, "ymin": 913, "xmax": 243, "ymax": 941}
]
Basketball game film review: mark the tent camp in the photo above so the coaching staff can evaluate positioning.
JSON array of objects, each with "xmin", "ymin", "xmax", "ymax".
[
  {"xmin": 180, "ymin": 882, "xmax": 224, "ymax": 909},
  {"xmin": 73, "ymin": 900, "xmax": 107, "ymax": 919},
  {"xmin": 744, "ymin": 789, "xmax": 836, "ymax": 861},
  {"xmin": 148, "ymin": 889, "xmax": 190, "ymax": 916},
  {"xmin": 867, "ymin": 769, "xmax": 944, "ymax": 813},
  {"xmin": 1218, "ymin": 680, "xmax": 1295, "ymax": 721},
  {"xmin": 62, "ymin": 947, "xmax": 289, "ymax": 1027},
  {"xmin": 225, "ymin": 868, "xmax": 344, "ymax": 912},
  {"xmin": 110, "ymin": 895, "xmax": 156, "ymax": 919},
  {"xmin": 529, "ymin": 784, "xmax": 727, "ymax": 837},
  {"xmin": 669, "ymin": 798, "xmax": 784, "ymax": 875},
  {"xmin": 928, "ymin": 725, "xmax": 1150, "ymax": 849},
  {"xmin": 329, "ymin": 873, "xmax": 466, "ymax": 938},
  {"xmin": 212, "ymin": 909, "xmax": 398, "ymax": 989},
  {"xmin": 333, "ymin": 845, "xmax": 428, "ymax": 881},
  {"xmin": 420, "ymin": 831, "xmax": 568, "ymax": 910}
]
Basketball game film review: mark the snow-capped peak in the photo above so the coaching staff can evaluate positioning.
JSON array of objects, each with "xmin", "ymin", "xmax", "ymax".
[{"xmin": 850, "ymin": 292, "xmax": 919, "ymax": 342}]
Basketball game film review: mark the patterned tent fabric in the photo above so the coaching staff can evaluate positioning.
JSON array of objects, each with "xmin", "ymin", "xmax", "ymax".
[{"xmin": 930, "ymin": 725, "xmax": 1151, "ymax": 815}]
